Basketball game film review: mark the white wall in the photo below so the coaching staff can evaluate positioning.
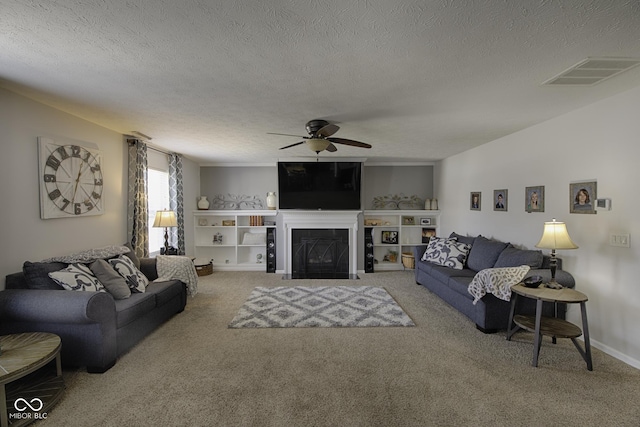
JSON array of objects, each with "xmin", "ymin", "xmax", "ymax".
[
  {"xmin": 0, "ymin": 88, "xmax": 201, "ymax": 284},
  {"xmin": 0, "ymin": 88, "xmax": 127, "ymax": 285},
  {"xmin": 436, "ymin": 85, "xmax": 640, "ymax": 368}
]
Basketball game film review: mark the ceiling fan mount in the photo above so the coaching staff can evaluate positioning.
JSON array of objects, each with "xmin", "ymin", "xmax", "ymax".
[
  {"xmin": 268, "ymin": 119, "xmax": 372, "ymax": 154},
  {"xmin": 305, "ymin": 119, "xmax": 331, "ymax": 136}
]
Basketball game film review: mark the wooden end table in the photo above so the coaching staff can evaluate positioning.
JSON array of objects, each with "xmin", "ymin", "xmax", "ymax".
[
  {"xmin": 0, "ymin": 333, "xmax": 64, "ymax": 426},
  {"xmin": 506, "ymin": 284, "xmax": 592, "ymax": 371}
]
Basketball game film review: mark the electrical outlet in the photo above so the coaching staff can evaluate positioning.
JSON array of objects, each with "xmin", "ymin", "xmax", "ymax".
[{"xmin": 610, "ymin": 234, "xmax": 630, "ymax": 248}]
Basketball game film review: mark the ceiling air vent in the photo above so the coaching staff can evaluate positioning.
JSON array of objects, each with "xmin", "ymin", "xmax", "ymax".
[{"xmin": 542, "ymin": 57, "xmax": 640, "ymax": 86}]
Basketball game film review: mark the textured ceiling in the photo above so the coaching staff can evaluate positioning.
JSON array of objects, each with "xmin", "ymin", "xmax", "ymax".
[{"xmin": 2, "ymin": 0, "xmax": 640, "ymax": 165}]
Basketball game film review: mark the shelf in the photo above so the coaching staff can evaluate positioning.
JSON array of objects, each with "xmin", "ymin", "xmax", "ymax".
[
  {"xmin": 193, "ymin": 210, "xmax": 274, "ymax": 272},
  {"xmin": 514, "ymin": 315, "xmax": 582, "ymax": 339},
  {"xmin": 364, "ymin": 209, "xmax": 439, "ymax": 272}
]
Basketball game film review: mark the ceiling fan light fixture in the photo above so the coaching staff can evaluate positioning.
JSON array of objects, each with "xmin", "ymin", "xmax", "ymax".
[{"xmin": 307, "ymin": 138, "xmax": 330, "ymax": 153}]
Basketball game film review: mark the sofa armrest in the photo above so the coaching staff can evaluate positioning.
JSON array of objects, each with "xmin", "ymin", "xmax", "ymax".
[
  {"xmin": 0, "ymin": 289, "xmax": 116, "ymax": 324},
  {"xmin": 413, "ymin": 245, "xmax": 427, "ymax": 260}
]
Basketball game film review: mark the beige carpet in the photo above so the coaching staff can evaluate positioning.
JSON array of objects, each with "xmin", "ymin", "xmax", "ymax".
[{"xmin": 36, "ymin": 271, "xmax": 640, "ymax": 426}]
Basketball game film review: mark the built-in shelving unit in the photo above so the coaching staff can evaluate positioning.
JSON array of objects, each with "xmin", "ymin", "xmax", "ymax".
[
  {"xmin": 363, "ymin": 210, "xmax": 440, "ymax": 271},
  {"xmin": 193, "ymin": 210, "xmax": 277, "ymax": 271}
]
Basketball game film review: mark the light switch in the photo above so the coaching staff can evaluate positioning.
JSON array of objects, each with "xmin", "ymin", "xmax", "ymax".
[{"xmin": 610, "ymin": 234, "xmax": 630, "ymax": 247}]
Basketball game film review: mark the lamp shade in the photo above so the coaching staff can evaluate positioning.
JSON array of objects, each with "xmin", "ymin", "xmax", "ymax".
[
  {"xmin": 307, "ymin": 138, "xmax": 330, "ymax": 153},
  {"xmin": 535, "ymin": 219, "xmax": 578, "ymax": 250},
  {"xmin": 153, "ymin": 210, "xmax": 178, "ymax": 228}
]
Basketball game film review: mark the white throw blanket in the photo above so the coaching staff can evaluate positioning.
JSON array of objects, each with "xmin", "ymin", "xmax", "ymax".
[
  {"xmin": 468, "ymin": 266, "xmax": 530, "ymax": 304},
  {"xmin": 155, "ymin": 255, "xmax": 198, "ymax": 297}
]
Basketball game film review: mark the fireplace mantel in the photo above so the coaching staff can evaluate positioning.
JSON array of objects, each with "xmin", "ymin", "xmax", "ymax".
[{"xmin": 280, "ymin": 211, "xmax": 359, "ymax": 277}]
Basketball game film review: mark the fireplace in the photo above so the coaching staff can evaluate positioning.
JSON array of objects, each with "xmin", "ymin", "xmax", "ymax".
[
  {"xmin": 280, "ymin": 211, "xmax": 359, "ymax": 279},
  {"xmin": 291, "ymin": 229, "xmax": 349, "ymax": 279}
]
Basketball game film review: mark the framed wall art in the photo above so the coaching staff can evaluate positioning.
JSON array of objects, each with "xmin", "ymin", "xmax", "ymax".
[
  {"xmin": 470, "ymin": 192, "xmax": 481, "ymax": 211},
  {"xmin": 493, "ymin": 189, "xmax": 507, "ymax": 212},
  {"xmin": 525, "ymin": 186, "xmax": 544, "ymax": 212},
  {"xmin": 381, "ymin": 230, "xmax": 398, "ymax": 244},
  {"xmin": 38, "ymin": 136, "xmax": 104, "ymax": 219},
  {"xmin": 570, "ymin": 181, "xmax": 597, "ymax": 214}
]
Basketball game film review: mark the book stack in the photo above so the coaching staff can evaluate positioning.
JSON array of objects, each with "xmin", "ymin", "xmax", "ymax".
[{"xmin": 249, "ymin": 215, "xmax": 264, "ymax": 226}]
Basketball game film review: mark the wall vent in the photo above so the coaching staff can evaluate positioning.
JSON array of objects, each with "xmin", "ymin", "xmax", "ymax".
[{"xmin": 542, "ymin": 57, "xmax": 640, "ymax": 86}]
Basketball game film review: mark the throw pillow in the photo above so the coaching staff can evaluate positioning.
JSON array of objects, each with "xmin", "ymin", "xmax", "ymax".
[
  {"xmin": 123, "ymin": 242, "xmax": 141, "ymax": 269},
  {"xmin": 421, "ymin": 237, "xmax": 471, "ymax": 270},
  {"xmin": 90, "ymin": 259, "xmax": 131, "ymax": 299},
  {"xmin": 108, "ymin": 255, "xmax": 148, "ymax": 293},
  {"xmin": 448, "ymin": 232, "xmax": 476, "ymax": 246},
  {"xmin": 48, "ymin": 263, "xmax": 106, "ymax": 292},
  {"xmin": 466, "ymin": 236, "xmax": 509, "ymax": 272},
  {"xmin": 494, "ymin": 246, "xmax": 543, "ymax": 269},
  {"xmin": 22, "ymin": 261, "xmax": 67, "ymax": 290}
]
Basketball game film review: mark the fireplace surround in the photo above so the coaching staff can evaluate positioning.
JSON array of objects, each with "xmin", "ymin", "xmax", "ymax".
[
  {"xmin": 291, "ymin": 229, "xmax": 349, "ymax": 279},
  {"xmin": 281, "ymin": 211, "xmax": 359, "ymax": 279}
]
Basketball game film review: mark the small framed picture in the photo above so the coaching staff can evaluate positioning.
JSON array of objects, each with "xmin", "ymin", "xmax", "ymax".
[
  {"xmin": 525, "ymin": 186, "xmax": 545, "ymax": 212},
  {"xmin": 470, "ymin": 192, "xmax": 481, "ymax": 211},
  {"xmin": 422, "ymin": 228, "xmax": 436, "ymax": 243},
  {"xmin": 222, "ymin": 219, "xmax": 236, "ymax": 226},
  {"xmin": 402, "ymin": 216, "xmax": 415, "ymax": 225},
  {"xmin": 570, "ymin": 181, "xmax": 597, "ymax": 214},
  {"xmin": 494, "ymin": 189, "xmax": 508, "ymax": 212},
  {"xmin": 198, "ymin": 218, "xmax": 208, "ymax": 226},
  {"xmin": 420, "ymin": 218, "xmax": 432, "ymax": 225},
  {"xmin": 381, "ymin": 230, "xmax": 398, "ymax": 244}
]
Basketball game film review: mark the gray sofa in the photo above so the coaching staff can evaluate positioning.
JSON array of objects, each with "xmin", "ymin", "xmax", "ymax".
[
  {"xmin": 0, "ymin": 256, "xmax": 187, "ymax": 373},
  {"xmin": 413, "ymin": 233, "xmax": 575, "ymax": 333}
]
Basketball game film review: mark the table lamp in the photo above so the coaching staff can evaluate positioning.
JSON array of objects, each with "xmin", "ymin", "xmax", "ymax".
[
  {"xmin": 153, "ymin": 210, "xmax": 178, "ymax": 254},
  {"xmin": 535, "ymin": 218, "xmax": 578, "ymax": 289}
]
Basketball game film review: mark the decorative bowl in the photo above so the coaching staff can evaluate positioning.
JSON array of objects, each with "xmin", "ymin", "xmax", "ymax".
[{"xmin": 523, "ymin": 275, "xmax": 543, "ymax": 288}]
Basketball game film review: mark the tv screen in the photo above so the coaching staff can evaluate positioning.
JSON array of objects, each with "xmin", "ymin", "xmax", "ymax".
[{"xmin": 277, "ymin": 161, "xmax": 362, "ymax": 210}]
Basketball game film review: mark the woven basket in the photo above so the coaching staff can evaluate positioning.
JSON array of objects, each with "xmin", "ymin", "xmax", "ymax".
[
  {"xmin": 401, "ymin": 253, "xmax": 415, "ymax": 269},
  {"xmin": 195, "ymin": 262, "xmax": 213, "ymax": 276}
]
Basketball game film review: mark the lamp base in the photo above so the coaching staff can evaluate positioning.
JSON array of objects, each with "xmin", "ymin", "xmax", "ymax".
[{"xmin": 544, "ymin": 280, "xmax": 563, "ymax": 290}]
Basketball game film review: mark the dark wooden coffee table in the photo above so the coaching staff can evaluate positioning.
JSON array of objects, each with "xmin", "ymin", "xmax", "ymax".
[
  {"xmin": 0, "ymin": 333, "xmax": 64, "ymax": 426},
  {"xmin": 507, "ymin": 284, "xmax": 592, "ymax": 370}
]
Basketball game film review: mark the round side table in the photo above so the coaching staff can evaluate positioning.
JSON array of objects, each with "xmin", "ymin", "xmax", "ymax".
[
  {"xmin": 0, "ymin": 332, "xmax": 64, "ymax": 426},
  {"xmin": 506, "ymin": 284, "xmax": 592, "ymax": 370}
]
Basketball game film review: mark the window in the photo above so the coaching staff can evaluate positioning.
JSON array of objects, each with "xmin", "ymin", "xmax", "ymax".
[{"xmin": 148, "ymin": 168, "xmax": 170, "ymax": 255}]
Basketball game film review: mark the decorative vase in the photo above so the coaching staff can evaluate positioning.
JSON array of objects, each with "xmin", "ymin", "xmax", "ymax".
[
  {"xmin": 424, "ymin": 198, "xmax": 431, "ymax": 210},
  {"xmin": 432, "ymin": 198, "xmax": 438, "ymax": 210},
  {"xmin": 197, "ymin": 196, "xmax": 210, "ymax": 210},
  {"xmin": 266, "ymin": 192, "xmax": 277, "ymax": 210}
]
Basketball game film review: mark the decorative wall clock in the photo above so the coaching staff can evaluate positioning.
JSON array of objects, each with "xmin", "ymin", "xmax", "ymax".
[{"xmin": 38, "ymin": 137, "xmax": 104, "ymax": 219}]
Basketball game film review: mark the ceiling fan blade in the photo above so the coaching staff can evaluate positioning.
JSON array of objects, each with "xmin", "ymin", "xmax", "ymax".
[
  {"xmin": 279, "ymin": 141, "xmax": 306, "ymax": 150},
  {"xmin": 326, "ymin": 143, "xmax": 338, "ymax": 152},
  {"xmin": 326, "ymin": 137, "xmax": 372, "ymax": 149},
  {"xmin": 268, "ymin": 132, "xmax": 308, "ymax": 138},
  {"xmin": 316, "ymin": 123, "xmax": 340, "ymax": 138}
]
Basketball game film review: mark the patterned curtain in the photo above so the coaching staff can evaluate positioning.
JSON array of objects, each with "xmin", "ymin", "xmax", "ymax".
[
  {"xmin": 168, "ymin": 153, "xmax": 185, "ymax": 255},
  {"xmin": 127, "ymin": 139, "xmax": 149, "ymax": 258}
]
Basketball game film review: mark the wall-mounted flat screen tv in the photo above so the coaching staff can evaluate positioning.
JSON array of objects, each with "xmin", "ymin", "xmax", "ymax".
[{"xmin": 277, "ymin": 161, "xmax": 362, "ymax": 210}]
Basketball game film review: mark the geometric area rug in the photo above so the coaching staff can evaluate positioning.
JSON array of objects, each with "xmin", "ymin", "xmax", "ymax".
[{"xmin": 228, "ymin": 286, "xmax": 415, "ymax": 328}]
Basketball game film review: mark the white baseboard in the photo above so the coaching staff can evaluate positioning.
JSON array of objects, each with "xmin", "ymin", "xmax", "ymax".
[{"xmin": 590, "ymin": 338, "xmax": 640, "ymax": 370}]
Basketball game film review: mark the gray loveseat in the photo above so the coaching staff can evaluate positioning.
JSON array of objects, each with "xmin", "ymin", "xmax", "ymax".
[
  {"xmin": 413, "ymin": 233, "xmax": 575, "ymax": 333},
  {"xmin": 0, "ymin": 253, "xmax": 187, "ymax": 373}
]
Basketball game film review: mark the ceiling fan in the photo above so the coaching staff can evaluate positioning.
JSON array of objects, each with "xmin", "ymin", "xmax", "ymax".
[{"xmin": 268, "ymin": 119, "xmax": 372, "ymax": 154}]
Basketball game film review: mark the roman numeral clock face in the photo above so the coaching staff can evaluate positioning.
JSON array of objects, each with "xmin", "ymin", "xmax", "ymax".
[{"xmin": 38, "ymin": 137, "xmax": 104, "ymax": 219}]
